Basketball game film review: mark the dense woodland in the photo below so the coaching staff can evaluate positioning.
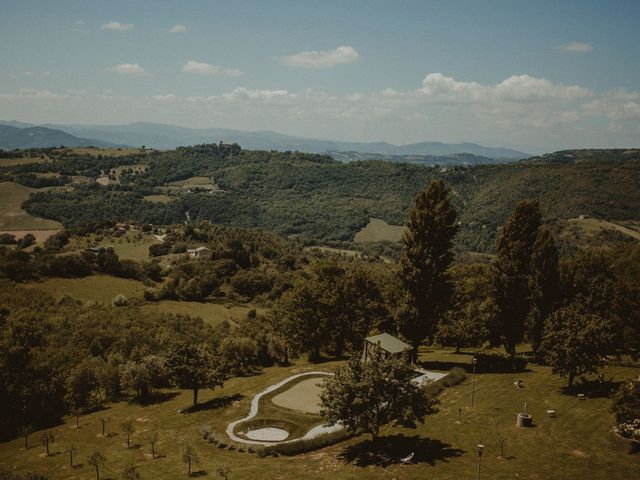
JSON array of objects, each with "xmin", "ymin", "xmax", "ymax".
[{"xmin": 1, "ymin": 145, "xmax": 638, "ymax": 251}]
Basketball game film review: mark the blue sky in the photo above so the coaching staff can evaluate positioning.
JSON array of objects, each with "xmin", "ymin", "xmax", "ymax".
[{"xmin": 1, "ymin": 0, "xmax": 638, "ymax": 150}]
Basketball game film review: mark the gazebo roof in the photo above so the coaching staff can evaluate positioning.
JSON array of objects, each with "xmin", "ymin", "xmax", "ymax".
[{"xmin": 365, "ymin": 333, "xmax": 411, "ymax": 354}]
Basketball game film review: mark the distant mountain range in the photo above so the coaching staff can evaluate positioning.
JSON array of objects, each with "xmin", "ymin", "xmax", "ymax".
[{"xmin": 0, "ymin": 121, "xmax": 530, "ymax": 160}]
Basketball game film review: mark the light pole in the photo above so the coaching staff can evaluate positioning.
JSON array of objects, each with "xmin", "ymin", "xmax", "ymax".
[
  {"xmin": 471, "ymin": 357, "xmax": 478, "ymax": 408},
  {"xmin": 476, "ymin": 444, "xmax": 484, "ymax": 480}
]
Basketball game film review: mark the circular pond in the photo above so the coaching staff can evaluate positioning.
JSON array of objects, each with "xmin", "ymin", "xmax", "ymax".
[{"xmin": 245, "ymin": 427, "xmax": 290, "ymax": 442}]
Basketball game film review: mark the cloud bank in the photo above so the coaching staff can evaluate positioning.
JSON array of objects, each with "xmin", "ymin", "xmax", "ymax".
[{"xmin": 1, "ymin": 73, "xmax": 638, "ymax": 149}]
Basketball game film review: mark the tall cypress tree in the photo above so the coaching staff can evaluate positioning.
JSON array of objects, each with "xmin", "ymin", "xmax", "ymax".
[
  {"xmin": 528, "ymin": 225, "xmax": 560, "ymax": 360},
  {"xmin": 398, "ymin": 180, "xmax": 457, "ymax": 360},
  {"xmin": 492, "ymin": 200, "xmax": 541, "ymax": 362}
]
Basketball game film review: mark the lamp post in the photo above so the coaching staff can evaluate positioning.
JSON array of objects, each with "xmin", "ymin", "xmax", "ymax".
[
  {"xmin": 476, "ymin": 444, "xmax": 484, "ymax": 480},
  {"xmin": 471, "ymin": 357, "xmax": 478, "ymax": 408}
]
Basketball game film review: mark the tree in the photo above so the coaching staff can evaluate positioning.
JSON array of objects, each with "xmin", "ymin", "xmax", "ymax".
[
  {"xmin": 66, "ymin": 444, "xmax": 76, "ymax": 467},
  {"xmin": 65, "ymin": 360, "xmax": 100, "ymax": 426},
  {"xmin": 216, "ymin": 465, "xmax": 231, "ymax": 480},
  {"xmin": 611, "ymin": 380, "xmax": 640, "ymax": 425},
  {"xmin": 181, "ymin": 444, "xmax": 199, "ymax": 477},
  {"xmin": 145, "ymin": 430, "xmax": 159, "ymax": 459},
  {"xmin": 166, "ymin": 343, "xmax": 224, "ymax": 407},
  {"xmin": 87, "ymin": 452, "xmax": 107, "ymax": 480},
  {"xmin": 120, "ymin": 420, "xmax": 135, "ymax": 448},
  {"xmin": 436, "ymin": 264, "xmax": 493, "ymax": 352},
  {"xmin": 320, "ymin": 353, "xmax": 438, "ymax": 440},
  {"xmin": 398, "ymin": 180, "xmax": 458, "ymax": 360},
  {"xmin": 18, "ymin": 425, "xmax": 33, "ymax": 449},
  {"xmin": 121, "ymin": 465, "xmax": 141, "ymax": 480},
  {"xmin": 492, "ymin": 200, "xmax": 541, "ymax": 362},
  {"xmin": 40, "ymin": 431, "xmax": 54, "ymax": 456},
  {"xmin": 540, "ymin": 301, "xmax": 614, "ymax": 388},
  {"xmin": 220, "ymin": 336, "xmax": 258, "ymax": 375},
  {"xmin": 528, "ymin": 226, "xmax": 561, "ymax": 360}
]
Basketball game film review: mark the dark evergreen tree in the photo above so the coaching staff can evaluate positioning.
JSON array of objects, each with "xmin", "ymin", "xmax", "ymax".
[
  {"xmin": 492, "ymin": 200, "xmax": 541, "ymax": 362},
  {"xmin": 398, "ymin": 180, "xmax": 458, "ymax": 360},
  {"xmin": 528, "ymin": 225, "xmax": 561, "ymax": 360}
]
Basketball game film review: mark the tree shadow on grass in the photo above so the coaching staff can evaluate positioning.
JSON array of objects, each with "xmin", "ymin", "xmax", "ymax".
[
  {"xmin": 183, "ymin": 393, "xmax": 244, "ymax": 414},
  {"xmin": 190, "ymin": 470, "xmax": 207, "ymax": 477},
  {"xmin": 339, "ymin": 434, "xmax": 465, "ymax": 467},
  {"xmin": 560, "ymin": 378, "xmax": 623, "ymax": 399},
  {"xmin": 134, "ymin": 391, "xmax": 181, "ymax": 406},
  {"xmin": 629, "ymin": 442, "xmax": 640, "ymax": 455}
]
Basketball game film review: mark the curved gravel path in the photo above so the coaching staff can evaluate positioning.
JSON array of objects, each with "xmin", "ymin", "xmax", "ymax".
[{"xmin": 226, "ymin": 371, "xmax": 342, "ymax": 446}]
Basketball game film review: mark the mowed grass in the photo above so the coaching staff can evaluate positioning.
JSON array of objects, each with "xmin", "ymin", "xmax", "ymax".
[
  {"xmin": 271, "ymin": 377, "xmax": 325, "ymax": 414},
  {"xmin": 354, "ymin": 218, "xmax": 405, "ymax": 243},
  {"xmin": 0, "ymin": 182, "xmax": 63, "ymax": 230},
  {"xmin": 1, "ymin": 350, "xmax": 637, "ymax": 480},
  {"xmin": 140, "ymin": 300, "xmax": 267, "ymax": 327},
  {"xmin": 30, "ymin": 275, "xmax": 147, "ymax": 303}
]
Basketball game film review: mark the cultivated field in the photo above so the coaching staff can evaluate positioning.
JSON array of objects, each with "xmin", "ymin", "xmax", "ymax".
[
  {"xmin": 0, "ymin": 155, "xmax": 49, "ymax": 167},
  {"xmin": 66, "ymin": 147, "xmax": 149, "ymax": 157},
  {"xmin": 1, "ymin": 350, "xmax": 637, "ymax": 480},
  {"xmin": 0, "ymin": 181, "xmax": 63, "ymax": 231},
  {"xmin": 354, "ymin": 218, "xmax": 405, "ymax": 243}
]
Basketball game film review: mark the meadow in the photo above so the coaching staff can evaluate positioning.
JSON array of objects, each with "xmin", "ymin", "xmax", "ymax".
[
  {"xmin": 0, "ymin": 181, "xmax": 63, "ymax": 231},
  {"xmin": 0, "ymin": 349, "xmax": 637, "ymax": 480},
  {"xmin": 354, "ymin": 218, "xmax": 405, "ymax": 243}
]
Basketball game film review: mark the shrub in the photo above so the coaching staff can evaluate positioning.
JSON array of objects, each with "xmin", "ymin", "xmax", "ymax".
[
  {"xmin": 475, "ymin": 352, "xmax": 528, "ymax": 373},
  {"xmin": 615, "ymin": 419, "xmax": 640, "ymax": 441},
  {"xmin": 112, "ymin": 294, "xmax": 128, "ymax": 307},
  {"xmin": 442, "ymin": 367, "xmax": 467, "ymax": 387},
  {"xmin": 199, "ymin": 426, "xmax": 211, "ymax": 439},
  {"xmin": 217, "ymin": 442, "xmax": 227, "ymax": 449},
  {"xmin": 261, "ymin": 428, "xmax": 353, "ymax": 456}
]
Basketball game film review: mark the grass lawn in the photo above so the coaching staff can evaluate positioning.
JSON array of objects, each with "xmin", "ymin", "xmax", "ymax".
[
  {"xmin": 0, "ymin": 182, "xmax": 64, "ymax": 230},
  {"xmin": 271, "ymin": 377, "xmax": 325, "ymax": 414},
  {"xmin": 354, "ymin": 218, "xmax": 405, "ymax": 243},
  {"xmin": 140, "ymin": 300, "xmax": 267, "ymax": 327},
  {"xmin": 30, "ymin": 276, "xmax": 147, "ymax": 303},
  {"xmin": 0, "ymin": 351, "xmax": 638, "ymax": 480}
]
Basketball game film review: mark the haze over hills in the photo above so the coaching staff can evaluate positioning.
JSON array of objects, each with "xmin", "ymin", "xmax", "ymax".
[
  {"xmin": 0, "ymin": 121, "xmax": 530, "ymax": 160},
  {"xmin": 0, "ymin": 124, "xmax": 118, "ymax": 150}
]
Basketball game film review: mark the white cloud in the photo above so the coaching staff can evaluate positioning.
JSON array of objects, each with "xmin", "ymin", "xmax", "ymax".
[
  {"xmin": 420, "ymin": 73, "xmax": 591, "ymax": 104},
  {"xmin": 558, "ymin": 41, "xmax": 594, "ymax": 53},
  {"xmin": 108, "ymin": 63, "xmax": 148, "ymax": 77},
  {"xmin": 101, "ymin": 21, "xmax": 134, "ymax": 31},
  {"xmin": 182, "ymin": 60, "xmax": 243, "ymax": 77},
  {"xmin": 279, "ymin": 45, "xmax": 359, "ymax": 69},
  {"xmin": 168, "ymin": 24, "xmax": 187, "ymax": 33}
]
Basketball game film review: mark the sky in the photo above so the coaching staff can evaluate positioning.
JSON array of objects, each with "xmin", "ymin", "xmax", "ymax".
[{"xmin": 0, "ymin": 0, "xmax": 639, "ymax": 152}]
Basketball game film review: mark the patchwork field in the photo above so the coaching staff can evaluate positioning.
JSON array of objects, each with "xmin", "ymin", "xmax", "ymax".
[
  {"xmin": 354, "ymin": 218, "xmax": 405, "ymax": 243},
  {"xmin": 31, "ymin": 275, "xmax": 147, "ymax": 303},
  {"xmin": 0, "ymin": 351, "xmax": 637, "ymax": 480},
  {"xmin": 0, "ymin": 181, "xmax": 63, "ymax": 231},
  {"xmin": 66, "ymin": 147, "xmax": 149, "ymax": 157}
]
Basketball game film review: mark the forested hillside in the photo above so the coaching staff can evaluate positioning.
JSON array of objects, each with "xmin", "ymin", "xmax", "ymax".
[{"xmin": 2, "ymin": 145, "xmax": 639, "ymax": 252}]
